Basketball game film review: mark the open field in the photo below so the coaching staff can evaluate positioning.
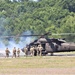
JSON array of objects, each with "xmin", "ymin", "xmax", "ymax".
[{"xmin": 0, "ymin": 52, "xmax": 75, "ymax": 75}]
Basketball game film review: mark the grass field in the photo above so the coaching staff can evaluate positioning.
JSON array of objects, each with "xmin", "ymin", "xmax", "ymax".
[{"xmin": 0, "ymin": 53, "xmax": 75, "ymax": 75}]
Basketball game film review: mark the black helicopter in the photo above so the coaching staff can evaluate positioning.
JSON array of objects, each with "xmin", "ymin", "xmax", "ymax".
[
  {"xmin": 21, "ymin": 32, "xmax": 75, "ymax": 56},
  {"xmin": 1, "ymin": 32, "xmax": 75, "ymax": 56}
]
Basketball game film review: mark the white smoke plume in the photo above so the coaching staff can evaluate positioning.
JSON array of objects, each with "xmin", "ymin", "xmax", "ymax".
[
  {"xmin": 0, "ymin": 17, "xmax": 36, "ymax": 55},
  {"xmin": 0, "ymin": 31, "xmax": 35, "ymax": 52}
]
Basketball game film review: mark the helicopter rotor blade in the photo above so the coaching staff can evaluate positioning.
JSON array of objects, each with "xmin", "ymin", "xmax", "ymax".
[
  {"xmin": 52, "ymin": 33, "xmax": 75, "ymax": 35},
  {"xmin": 0, "ymin": 35, "xmax": 43, "ymax": 39},
  {"xmin": 1, "ymin": 32, "xmax": 75, "ymax": 39},
  {"xmin": 0, "ymin": 32, "xmax": 51, "ymax": 39}
]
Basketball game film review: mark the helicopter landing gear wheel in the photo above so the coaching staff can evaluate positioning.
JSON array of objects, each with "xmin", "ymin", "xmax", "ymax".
[{"xmin": 51, "ymin": 52, "xmax": 53, "ymax": 56}]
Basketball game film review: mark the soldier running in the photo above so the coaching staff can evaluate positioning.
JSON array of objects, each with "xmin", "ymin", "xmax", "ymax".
[
  {"xmin": 24, "ymin": 47, "xmax": 28, "ymax": 56},
  {"xmin": 12, "ymin": 47, "xmax": 16, "ymax": 58},
  {"xmin": 5, "ymin": 48, "xmax": 10, "ymax": 58},
  {"xmin": 34, "ymin": 46, "xmax": 39, "ymax": 56},
  {"xmin": 17, "ymin": 48, "xmax": 20, "ymax": 57},
  {"xmin": 30, "ymin": 46, "xmax": 34, "ymax": 56},
  {"xmin": 38, "ymin": 44, "xmax": 43, "ymax": 56}
]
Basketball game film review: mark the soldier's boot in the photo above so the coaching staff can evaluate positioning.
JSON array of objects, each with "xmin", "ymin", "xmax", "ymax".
[
  {"xmin": 33, "ymin": 51, "xmax": 35, "ymax": 56},
  {"xmin": 40, "ymin": 51, "xmax": 42, "ymax": 56},
  {"xmin": 37, "ymin": 51, "xmax": 39, "ymax": 56}
]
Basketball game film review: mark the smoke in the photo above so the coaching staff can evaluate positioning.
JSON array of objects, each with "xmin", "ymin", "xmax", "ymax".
[
  {"xmin": 0, "ymin": 31, "xmax": 36, "ymax": 55},
  {"xmin": 0, "ymin": 17, "xmax": 9, "ymax": 54},
  {"xmin": 0, "ymin": 17, "xmax": 36, "ymax": 55},
  {"xmin": 0, "ymin": 31, "xmax": 35, "ymax": 49},
  {"xmin": 0, "ymin": 17, "xmax": 8, "ymax": 35}
]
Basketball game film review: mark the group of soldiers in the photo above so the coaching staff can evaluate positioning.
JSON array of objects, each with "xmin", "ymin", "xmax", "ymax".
[
  {"xmin": 24, "ymin": 44, "xmax": 43, "ymax": 56},
  {"xmin": 5, "ymin": 47, "xmax": 20, "ymax": 58},
  {"xmin": 5, "ymin": 44, "xmax": 43, "ymax": 58}
]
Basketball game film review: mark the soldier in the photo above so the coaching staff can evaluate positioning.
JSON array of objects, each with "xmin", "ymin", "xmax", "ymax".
[
  {"xmin": 38, "ymin": 44, "xmax": 43, "ymax": 56},
  {"xmin": 5, "ymin": 48, "xmax": 10, "ymax": 58},
  {"xmin": 34, "ymin": 46, "xmax": 39, "ymax": 56},
  {"xmin": 17, "ymin": 48, "xmax": 20, "ymax": 57},
  {"xmin": 24, "ymin": 47, "xmax": 28, "ymax": 56},
  {"xmin": 30, "ymin": 46, "xmax": 34, "ymax": 56},
  {"xmin": 12, "ymin": 47, "xmax": 16, "ymax": 58}
]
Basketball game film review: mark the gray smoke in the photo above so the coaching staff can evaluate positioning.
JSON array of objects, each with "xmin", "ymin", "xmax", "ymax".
[
  {"xmin": 0, "ymin": 17, "xmax": 36, "ymax": 54},
  {"xmin": 0, "ymin": 31, "xmax": 34, "ymax": 49},
  {"xmin": 0, "ymin": 17, "xmax": 8, "ymax": 35}
]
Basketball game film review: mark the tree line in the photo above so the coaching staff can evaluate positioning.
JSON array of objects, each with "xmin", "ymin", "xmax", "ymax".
[{"xmin": 0, "ymin": 0, "xmax": 75, "ymax": 42}]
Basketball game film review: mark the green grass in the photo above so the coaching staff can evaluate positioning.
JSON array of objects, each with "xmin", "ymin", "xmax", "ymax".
[{"xmin": 0, "ymin": 56, "xmax": 75, "ymax": 69}]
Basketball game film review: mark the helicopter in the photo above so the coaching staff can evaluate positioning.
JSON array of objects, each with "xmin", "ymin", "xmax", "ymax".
[
  {"xmin": 21, "ymin": 32, "xmax": 75, "ymax": 56},
  {"xmin": 1, "ymin": 32, "xmax": 75, "ymax": 56}
]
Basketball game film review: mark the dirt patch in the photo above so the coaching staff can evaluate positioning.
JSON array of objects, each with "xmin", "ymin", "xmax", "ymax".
[{"xmin": 0, "ymin": 68, "xmax": 75, "ymax": 75}]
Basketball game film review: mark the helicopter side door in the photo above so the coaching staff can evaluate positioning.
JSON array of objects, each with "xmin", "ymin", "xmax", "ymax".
[
  {"xmin": 57, "ymin": 43, "xmax": 70, "ymax": 52},
  {"xmin": 41, "ymin": 43, "xmax": 45, "ymax": 50},
  {"xmin": 45, "ymin": 43, "xmax": 55, "ymax": 53},
  {"xmin": 69, "ymin": 43, "xmax": 75, "ymax": 51}
]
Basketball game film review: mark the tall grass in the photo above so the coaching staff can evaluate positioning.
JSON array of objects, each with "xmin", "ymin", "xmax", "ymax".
[{"xmin": 0, "ymin": 56, "xmax": 75, "ymax": 69}]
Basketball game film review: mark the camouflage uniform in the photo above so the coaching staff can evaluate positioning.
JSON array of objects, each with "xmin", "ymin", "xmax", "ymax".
[
  {"xmin": 17, "ymin": 48, "xmax": 20, "ymax": 57},
  {"xmin": 5, "ymin": 48, "xmax": 10, "ymax": 58},
  {"xmin": 38, "ymin": 45, "xmax": 43, "ymax": 56},
  {"xmin": 30, "ymin": 46, "xmax": 34, "ymax": 56},
  {"xmin": 12, "ymin": 47, "xmax": 16, "ymax": 58},
  {"xmin": 35, "ymin": 46, "xmax": 39, "ymax": 56},
  {"xmin": 24, "ymin": 47, "xmax": 28, "ymax": 56}
]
